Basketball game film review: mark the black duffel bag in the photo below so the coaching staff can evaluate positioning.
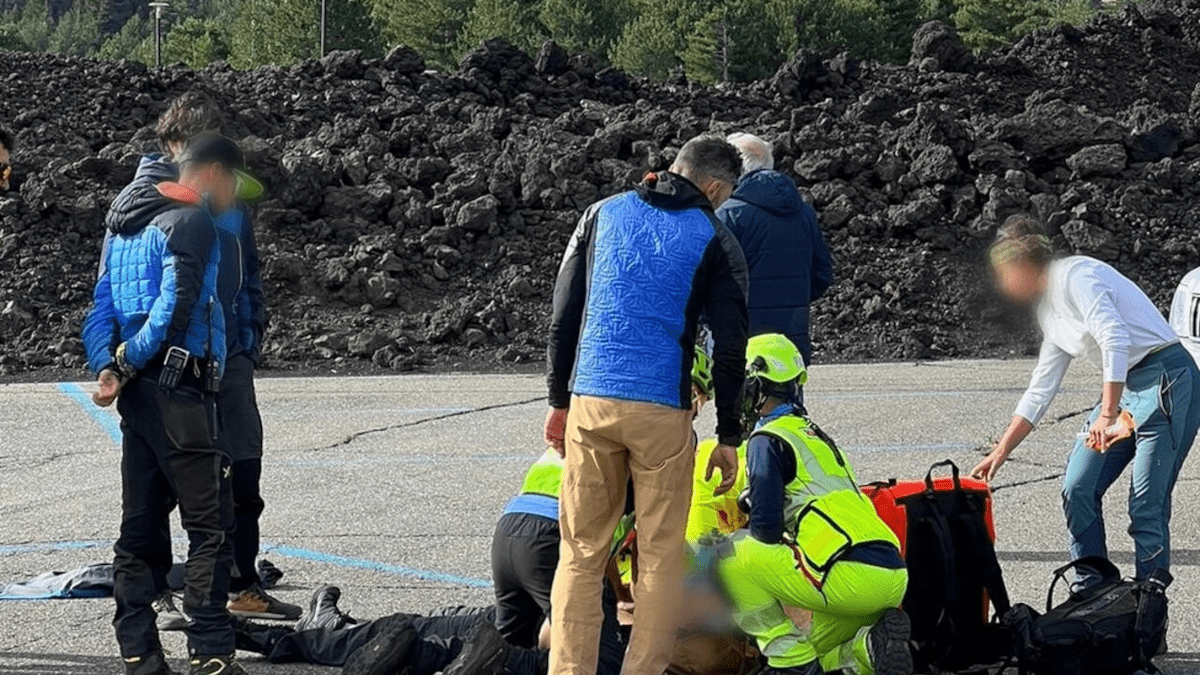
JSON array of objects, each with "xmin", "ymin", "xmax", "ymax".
[{"xmin": 1004, "ymin": 556, "xmax": 1172, "ymax": 675}]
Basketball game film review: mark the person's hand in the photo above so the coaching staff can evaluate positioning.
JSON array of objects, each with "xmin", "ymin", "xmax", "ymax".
[
  {"xmin": 706, "ymin": 443, "xmax": 739, "ymax": 496},
  {"xmin": 92, "ymin": 369, "xmax": 123, "ymax": 407},
  {"xmin": 971, "ymin": 443, "xmax": 1010, "ymax": 482},
  {"xmin": 1087, "ymin": 414, "xmax": 1114, "ymax": 452},
  {"xmin": 545, "ymin": 407, "xmax": 569, "ymax": 457}
]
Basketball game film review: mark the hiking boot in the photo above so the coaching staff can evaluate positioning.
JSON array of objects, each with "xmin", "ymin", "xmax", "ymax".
[
  {"xmin": 443, "ymin": 618, "xmax": 510, "ymax": 675},
  {"xmin": 866, "ymin": 609, "xmax": 913, "ymax": 675},
  {"xmin": 124, "ymin": 651, "xmax": 179, "ymax": 675},
  {"xmin": 296, "ymin": 585, "xmax": 356, "ymax": 632},
  {"xmin": 227, "ymin": 583, "xmax": 303, "ymax": 620},
  {"xmin": 765, "ymin": 662, "xmax": 822, "ymax": 675},
  {"xmin": 342, "ymin": 620, "xmax": 418, "ymax": 675},
  {"xmin": 189, "ymin": 654, "xmax": 248, "ymax": 675}
]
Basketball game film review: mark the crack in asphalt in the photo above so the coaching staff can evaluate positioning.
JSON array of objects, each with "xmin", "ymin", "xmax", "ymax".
[
  {"xmin": 313, "ymin": 395, "xmax": 548, "ymax": 451},
  {"xmin": 992, "ymin": 472, "xmax": 1064, "ymax": 493}
]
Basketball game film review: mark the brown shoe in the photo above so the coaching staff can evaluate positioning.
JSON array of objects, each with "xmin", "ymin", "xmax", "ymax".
[{"xmin": 227, "ymin": 584, "xmax": 302, "ymax": 620}]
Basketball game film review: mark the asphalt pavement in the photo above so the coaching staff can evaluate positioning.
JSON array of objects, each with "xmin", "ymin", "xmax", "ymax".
[{"xmin": 3, "ymin": 359, "xmax": 1200, "ymax": 674}]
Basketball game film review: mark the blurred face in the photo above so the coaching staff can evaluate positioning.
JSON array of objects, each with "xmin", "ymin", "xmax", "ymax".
[
  {"xmin": 180, "ymin": 163, "xmax": 237, "ymax": 213},
  {"xmin": 992, "ymin": 258, "xmax": 1046, "ymax": 305},
  {"xmin": 0, "ymin": 144, "xmax": 10, "ymax": 191}
]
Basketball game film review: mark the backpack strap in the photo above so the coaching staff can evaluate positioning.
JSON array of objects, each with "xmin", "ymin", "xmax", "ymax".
[
  {"xmin": 954, "ymin": 492, "xmax": 1012, "ymax": 616},
  {"xmin": 1046, "ymin": 556, "xmax": 1121, "ymax": 611}
]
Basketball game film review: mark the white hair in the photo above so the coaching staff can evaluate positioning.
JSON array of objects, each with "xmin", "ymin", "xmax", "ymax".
[{"xmin": 726, "ymin": 132, "xmax": 774, "ymax": 174}]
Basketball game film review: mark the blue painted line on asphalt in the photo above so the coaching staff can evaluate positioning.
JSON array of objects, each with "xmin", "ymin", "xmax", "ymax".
[
  {"xmin": 57, "ymin": 382, "xmax": 122, "ymax": 443},
  {"xmin": 0, "ymin": 539, "xmax": 110, "ymax": 556},
  {"xmin": 283, "ymin": 454, "xmax": 532, "ymax": 468},
  {"xmin": 261, "ymin": 542, "xmax": 491, "ymax": 588},
  {"xmin": 845, "ymin": 442, "xmax": 978, "ymax": 454}
]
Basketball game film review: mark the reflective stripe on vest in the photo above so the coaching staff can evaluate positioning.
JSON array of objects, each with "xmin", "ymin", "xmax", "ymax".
[{"xmin": 519, "ymin": 448, "xmax": 564, "ymax": 499}]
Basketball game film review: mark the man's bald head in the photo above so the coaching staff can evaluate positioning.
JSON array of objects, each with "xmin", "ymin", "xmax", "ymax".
[{"xmin": 727, "ymin": 133, "xmax": 774, "ymax": 174}]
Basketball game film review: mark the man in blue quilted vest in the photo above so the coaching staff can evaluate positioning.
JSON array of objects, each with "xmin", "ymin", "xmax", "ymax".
[
  {"xmin": 544, "ymin": 135, "xmax": 749, "ymax": 675},
  {"xmin": 82, "ymin": 134, "xmax": 255, "ymax": 675}
]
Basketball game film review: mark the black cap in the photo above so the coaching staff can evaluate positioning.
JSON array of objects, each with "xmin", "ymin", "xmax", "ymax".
[
  {"xmin": 177, "ymin": 132, "xmax": 263, "ymax": 201},
  {"xmin": 177, "ymin": 132, "xmax": 244, "ymax": 169}
]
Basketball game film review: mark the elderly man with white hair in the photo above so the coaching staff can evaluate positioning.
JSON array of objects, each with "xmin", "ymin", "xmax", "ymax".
[{"xmin": 718, "ymin": 133, "xmax": 833, "ymax": 391}]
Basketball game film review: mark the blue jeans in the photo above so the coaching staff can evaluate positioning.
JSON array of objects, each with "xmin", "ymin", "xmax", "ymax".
[{"xmin": 1062, "ymin": 343, "xmax": 1200, "ymax": 580}]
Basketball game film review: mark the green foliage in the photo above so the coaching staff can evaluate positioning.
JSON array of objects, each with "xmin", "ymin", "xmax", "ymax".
[
  {"xmin": 457, "ymin": 0, "xmax": 545, "ymax": 56},
  {"xmin": 325, "ymin": 0, "xmax": 383, "ymax": 57},
  {"xmin": 370, "ymin": 0, "xmax": 469, "ymax": 70},
  {"xmin": 161, "ymin": 15, "xmax": 228, "ymax": 68},
  {"xmin": 46, "ymin": 0, "xmax": 103, "ymax": 56},
  {"xmin": 228, "ymin": 0, "xmax": 316, "ymax": 67},
  {"xmin": 0, "ymin": 0, "xmax": 1114, "ymax": 75},
  {"xmin": 538, "ymin": 0, "xmax": 621, "ymax": 56},
  {"xmin": 97, "ymin": 12, "xmax": 148, "ymax": 61}
]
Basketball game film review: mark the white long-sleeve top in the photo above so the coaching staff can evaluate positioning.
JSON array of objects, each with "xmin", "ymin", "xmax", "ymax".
[{"xmin": 1014, "ymin": 256, "xmax": 1177, "ymax": 425}]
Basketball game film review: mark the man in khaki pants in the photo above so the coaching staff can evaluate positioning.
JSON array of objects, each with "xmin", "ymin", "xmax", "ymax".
[{"xmin": 544, "ymin": 135, "xmax": 750, "ymax": 675}]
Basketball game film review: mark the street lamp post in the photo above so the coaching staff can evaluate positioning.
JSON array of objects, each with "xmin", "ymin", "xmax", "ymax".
[
  {"xmin": 149, "ymin": 2, "xmax": 169, "ymax": 67},
  {"xmin": 319, "ymin": 0, "xmax": 326, "ymax": 57}
]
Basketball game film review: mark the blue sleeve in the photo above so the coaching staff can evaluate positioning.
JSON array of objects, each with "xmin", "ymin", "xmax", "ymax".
[
  {"xmin": 125, "ymin": 211, "xmax": 214, "ymax": 368},
  {"xmin": 82, "ymin": 240, "xmax": 120, "ymax": 374},
  {"xmin": 747, "ymin": 434, "xmax": 791, "ymax": 544},
  {"xmin": 240, "ymin": 206, "xmax": 267, "ymax": 363},
  {"xmin": 808, "ymin": 206, "xmax": 833, "ymax": 301}
]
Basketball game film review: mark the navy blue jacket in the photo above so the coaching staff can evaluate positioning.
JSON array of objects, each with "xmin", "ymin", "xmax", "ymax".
[
  {"xmin": 547, "ymin": 172, "xmax": 750, "ymax": 446},
  {"xmin": 717, "ymin": 170, "xmax": 832, "ymax": 364},
  {"xmin": 110, "ymin": 155, "xmax": 267, "ymax": 362},
  {"xmin": 82, "ymin": 178, "xmax": 226, "ymax": 376}
]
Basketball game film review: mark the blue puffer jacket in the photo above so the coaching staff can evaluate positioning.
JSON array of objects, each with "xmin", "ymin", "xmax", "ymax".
[
  {"xmin": 717, "ymin": 170, "xmax": 833, "ymax": 364},
  {"xmin": 82, "ymin": 174, "xmax": 226, "ymax": 378},
  {"xmin": 547, "ymin": 172, "xmax": 750, "ymax": 446},
  {"xmin": 113, "ymin": 155, "xmax": 267, "ymax": 362}
]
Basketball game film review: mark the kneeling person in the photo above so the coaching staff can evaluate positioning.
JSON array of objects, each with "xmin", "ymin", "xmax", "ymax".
[{"xmin": 715, "ymin": 334, "xmax": 911, "ymax": 675}]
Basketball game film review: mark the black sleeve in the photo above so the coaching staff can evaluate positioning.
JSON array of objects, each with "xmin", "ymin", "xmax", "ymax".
[
  {"xmin": 699, "ymin": 222, "xmax": 750, "ymax": 446},
  {"xmin": 747, "ymin": 434, "xmax": 797, "ymax": 544},
  {"xmin": 241, "ymin": 205, "xmax": 268, "ymax": 361},
  {"xmin": 546, "ymin": 201, "xmax": 601, "ymax": 409},
  {"xmin": 166, "ymin": 208, "xmax": 217, "ymax": 342}
]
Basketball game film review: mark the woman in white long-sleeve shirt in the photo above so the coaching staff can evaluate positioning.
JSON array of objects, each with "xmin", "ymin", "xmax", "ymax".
[{"xmin": 972, "ymin": 215, "xmax": 1200, "ymax": 583}]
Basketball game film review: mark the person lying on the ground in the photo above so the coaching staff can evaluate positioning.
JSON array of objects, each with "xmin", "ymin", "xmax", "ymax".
[{"xmin": 234, "ymin": 583, "xmax": 623, "ymax": 675}]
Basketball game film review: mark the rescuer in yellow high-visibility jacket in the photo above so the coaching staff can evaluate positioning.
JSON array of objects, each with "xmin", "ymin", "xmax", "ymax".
[{"xmin": 713, "ymin": 334, "xmax": 912, "ymax": 675}]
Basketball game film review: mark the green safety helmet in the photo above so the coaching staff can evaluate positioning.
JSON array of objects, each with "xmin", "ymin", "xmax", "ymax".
[
  {"xmin": 691, "ymin": 345, "xmax": 715, "ymax": 399},
  {"xmin": 742, "ymin": 333, "xmax": 808, "ymax": 428}
]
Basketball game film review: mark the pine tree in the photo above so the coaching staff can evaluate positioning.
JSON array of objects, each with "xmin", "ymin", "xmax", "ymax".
[
  {"xmin": 369, "ymin": 0, "xmax": 470, "ymax": 70},
  {"xmin": 97, "ymin": 11, "xmax": 148, "ymax": 60},
  {"xmin": 161, "ymin": 15, "xmax": 228, "ymax": 67},
  {"xmin": 324, "ymin": 0, "xmax": 382, "ymax": 57},
  {"xmin": 456, "ymin": 0, "xmax": 545, "ymax": 57},
  {"xmin": 46, "ymin": 0, "xmax": 103, "ymax": 56},
  {"xmin": 228, "ymin": 0, "xmax": 316, "ymax": 67},
  {"xmin": 537, "ymin": 0, "xmax": 620, "ymax": 56}
]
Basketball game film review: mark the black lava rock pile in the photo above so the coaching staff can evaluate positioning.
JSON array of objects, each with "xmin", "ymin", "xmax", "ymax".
[{"xmin": 2, "ymin": 0, "xmax": 1200, "ymax": 377}]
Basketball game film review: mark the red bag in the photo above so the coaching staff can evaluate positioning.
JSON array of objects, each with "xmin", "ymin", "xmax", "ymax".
[{"xmin": 861, "ymin": 460, "xmax": 1011, "ymax": 672}]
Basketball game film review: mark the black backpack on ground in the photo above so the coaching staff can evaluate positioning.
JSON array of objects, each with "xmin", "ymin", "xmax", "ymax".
[
  {"xmin": 1004, "ymin": 556, "xmax": 1173, "ymax": 675},
  {"xmin": 862, "ymin": 461, "xmax": 1013, "ymax": 672}
]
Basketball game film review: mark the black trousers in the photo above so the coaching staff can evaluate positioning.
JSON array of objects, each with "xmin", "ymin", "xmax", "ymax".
[
  {"xmin": 244, "ymin": 607, "xmax": 543, "ymax": 675},
  {"xmin": 218, "ymin": 354, "xmax": 265, "ymax": 593},
  {"xmin": 114, "ymin": 374, "xmax": 235, "ymax": 658},
  {"xmin": 492, "ymin": 512, "xmax": 559, "ymax": 647}
]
